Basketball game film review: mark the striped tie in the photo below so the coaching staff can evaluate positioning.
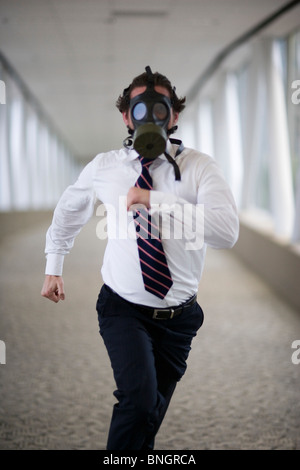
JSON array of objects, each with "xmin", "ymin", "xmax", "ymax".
[{"xmin": 133, "ymin": 156, "xmax": 173, "ymax": 299}]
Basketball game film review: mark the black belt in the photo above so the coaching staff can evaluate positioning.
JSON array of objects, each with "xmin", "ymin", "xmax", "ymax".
[
  {"xmin": 134, "ymin": 294, "xmax": 197, "ymax": 320},
  {"xmin": 104, "ymin": 284, "xmax": 197, "ymax": 320}
]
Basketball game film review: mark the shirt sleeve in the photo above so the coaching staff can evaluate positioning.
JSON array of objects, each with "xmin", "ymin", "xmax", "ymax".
[
  {"xmin": 150, "ymin": 158, "xmax": 239, "ymax": 250},
  {"xmin": 44, "ymin": 159, "xmax": 96, "ymax": 275}
]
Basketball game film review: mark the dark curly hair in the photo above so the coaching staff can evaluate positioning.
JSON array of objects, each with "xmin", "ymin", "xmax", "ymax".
[{"xmin": 116, "ymin": 70, "xmax": 186, "ymax": 114}]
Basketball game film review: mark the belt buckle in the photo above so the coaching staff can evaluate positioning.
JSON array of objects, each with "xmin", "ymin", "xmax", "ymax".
[{"xmin": 152, "ymin": 308, "xmax": 175, "ymax": 320}]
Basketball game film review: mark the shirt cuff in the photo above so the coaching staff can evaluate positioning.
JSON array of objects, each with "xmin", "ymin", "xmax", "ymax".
[
  {"xmin": 45, "ymin": 253, "xmax": 65, "ymax": 276},
  {"xmin": 150, "ymin": 190, "xmax": 178, "ymax": 207}
]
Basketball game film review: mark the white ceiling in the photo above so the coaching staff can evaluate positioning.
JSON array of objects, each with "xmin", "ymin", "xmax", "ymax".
[{"xmin": 0, "ymin": 0, "xmax": 299, "ymax": 163}]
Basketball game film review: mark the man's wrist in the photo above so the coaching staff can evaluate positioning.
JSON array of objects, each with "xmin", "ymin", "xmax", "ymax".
[{"xmin": 45, "ymin": 253, "xmax": 64, "ymax": 276}]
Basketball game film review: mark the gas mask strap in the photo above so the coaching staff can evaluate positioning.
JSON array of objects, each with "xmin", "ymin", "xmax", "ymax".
[
  {"xmin": 164, "ymin": 138, "xmax": 185, "ymax": 181},
  {"xmin": 167, "ymin": 125, "xmax": 178, "ymax": 136},
  {"xmin": 170, "ymin": 138, "xmax": 185, "ymax": 156},
  {"xmin": 123, "ymin": 127, "xmax": 134, "ymax": 149},
  {"xmin": 145, "ymin": 66, "xmax": 154, "ymax": 87},
  {"xmin": 164, "ymin": 153, "xmax": 181, "ymax": 181},
  {"xmin": 123, "ymin": 136, "xmax": 133, "ymax": 149}
]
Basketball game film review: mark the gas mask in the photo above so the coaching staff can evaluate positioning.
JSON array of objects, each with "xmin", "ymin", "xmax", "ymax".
[
  {"xmin": 127, "ymin": 66, "xmax": 174, "ymax": 160},
  {"xmin": 122, "ymin": 66, "xmax": 184, "ymax": 180}
]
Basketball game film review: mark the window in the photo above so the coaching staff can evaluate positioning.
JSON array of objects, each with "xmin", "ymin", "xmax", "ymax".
[{"xmin": 0, "ymin": 54, "xmax": 79, "ymax": 211}]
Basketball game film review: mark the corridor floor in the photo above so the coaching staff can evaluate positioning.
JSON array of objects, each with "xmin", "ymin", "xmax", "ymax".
[{"xmin": 0, "ymin": 215, "xmax": 299, "ymax": 450}]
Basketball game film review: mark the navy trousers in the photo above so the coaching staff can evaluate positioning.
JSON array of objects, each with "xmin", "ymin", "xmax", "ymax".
[{"xmin": 96, "ymin": 284, "xmax": 204, "ymax": 450}]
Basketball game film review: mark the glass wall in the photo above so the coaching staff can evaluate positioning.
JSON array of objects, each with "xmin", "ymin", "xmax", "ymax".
[
  {"xmin": 287, "ymin": 31, "xmax": 300, "ymax": 242},
  {"xmin": 0, "ymin": 56, "xmax": 79, "ymax": 212},
  {"xmin": 179, "ymin": 30, "xmax": 300, "ymax": 245}
]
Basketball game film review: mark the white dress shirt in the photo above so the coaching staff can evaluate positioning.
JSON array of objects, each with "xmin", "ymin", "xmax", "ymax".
[{"xmin": 45, "ymin": 140, "xmax": 239, "ymax": 307}]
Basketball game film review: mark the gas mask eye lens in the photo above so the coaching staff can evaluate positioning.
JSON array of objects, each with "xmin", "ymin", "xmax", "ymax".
[
  {"xmin": 132, "ymin": 102, "xmax": 147, "ymax": 121},
  {"xmin": 153, "ymin": 102, "xmax": 168, "ymax": 121}
]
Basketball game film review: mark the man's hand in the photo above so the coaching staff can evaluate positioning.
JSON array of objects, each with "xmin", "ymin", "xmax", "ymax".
[
  {"xmin": 41, "ymin": 275, "xmax": 65, "ymax": 303},
  {"xmin": 127, "ymin": 187, "xmax": 150, "ymax": 211}
]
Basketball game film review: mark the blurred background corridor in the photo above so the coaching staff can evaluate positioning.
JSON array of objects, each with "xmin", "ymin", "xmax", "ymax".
[{"xmin": 0, "ymin": 0, "xmax": 300, "ymax": 450}]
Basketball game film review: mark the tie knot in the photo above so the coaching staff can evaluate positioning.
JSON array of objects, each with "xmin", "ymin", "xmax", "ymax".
[
  {"xmin": 136, "ymin": 156, "xmax": 153, "ymax": 190},
  {"xmin": 139, "ymin": 156, "xmax": 153, "ymax": 168}
]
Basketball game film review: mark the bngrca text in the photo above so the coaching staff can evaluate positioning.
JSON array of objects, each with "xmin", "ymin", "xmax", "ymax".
[{"xmin": 148, "ymin": 455, "xmax": 196, "ymax": 465}]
